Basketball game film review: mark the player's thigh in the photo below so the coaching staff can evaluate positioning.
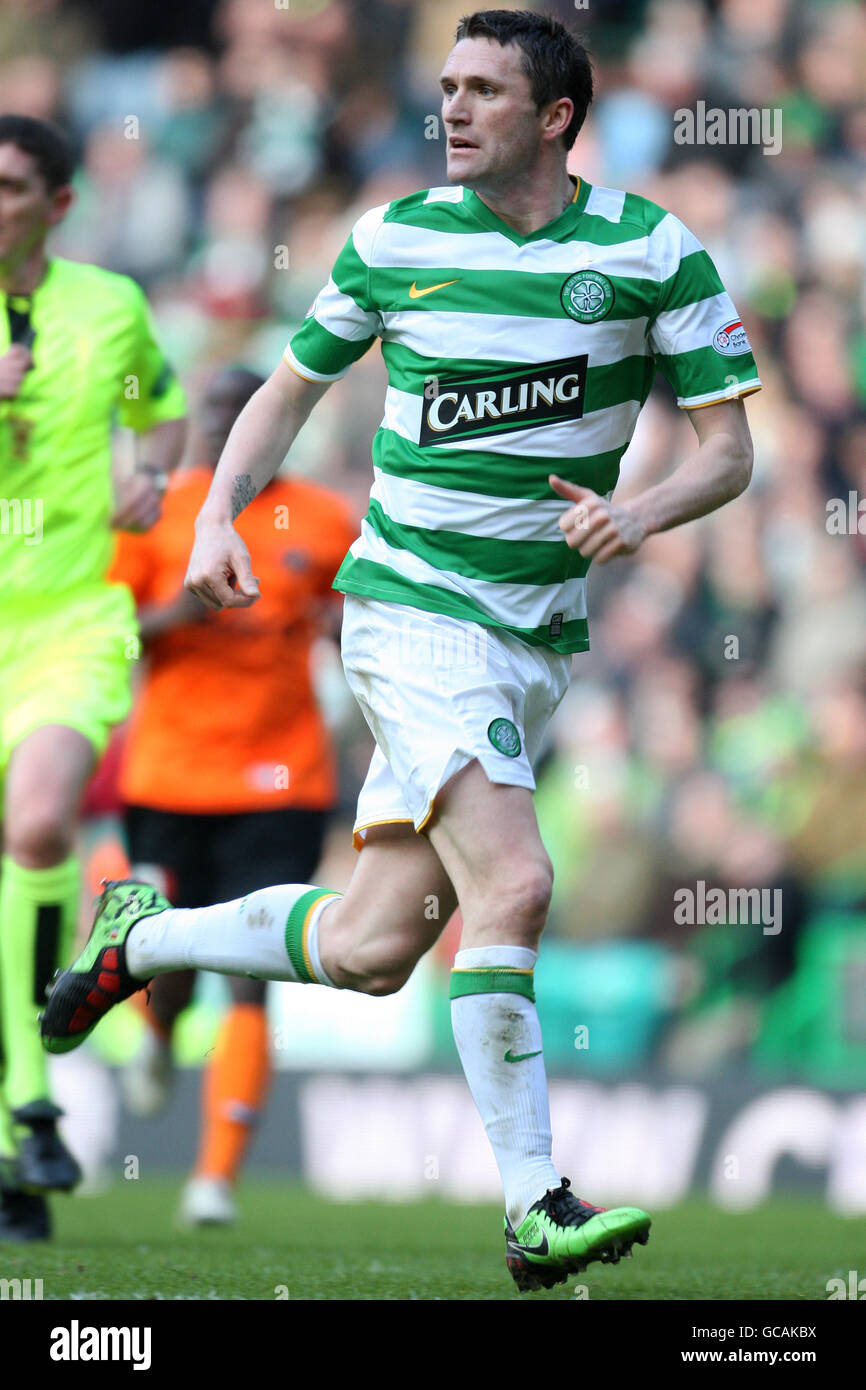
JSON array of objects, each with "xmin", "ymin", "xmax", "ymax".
[
  {"xmin": 1, "ymin": 585, "xmax": 134, "ymax": 856},
  {"xmin": 327, "ymin": 821, "xmax": 458, "ymax": 980},
  {"xmin": 2, "ymin": 585, "xmax": 134, "ymax": 783},
  {"xmin": 3, "ymin": 724, "xmax": 97, "ymax": 858},
  {"xmin": 425, "ymin": 759, "xmax": 553, "ymax": 944}
]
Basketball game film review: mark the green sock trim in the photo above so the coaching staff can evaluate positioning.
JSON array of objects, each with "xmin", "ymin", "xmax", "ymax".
[
  {"xmin": 285, "ymin": 888, "xmax": 331, "ymax": 985},
  {"xmin": 0, "ymin": 854, "xmax": 80, "ymax": 1113},
  {"xmin": 449, "ymin": 967, "xmax": 535, "ymax": 1003}
]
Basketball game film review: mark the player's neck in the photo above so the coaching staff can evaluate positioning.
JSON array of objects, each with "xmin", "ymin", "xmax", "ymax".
[
  {"xmin": 0, "ymin": 245, "xmax": 49, "ymax": 296},
  {"xmin": 468, "ymin": 163, "xmax": 576, "ymax": 237}
]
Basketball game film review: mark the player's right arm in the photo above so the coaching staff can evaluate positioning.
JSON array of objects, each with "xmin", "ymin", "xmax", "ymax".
[
  {"xmin": 188, "ymin": 204, "xmax": 384, "ymax": 609},
  {"xmin": 185, "ymin": 361, "xmax": 330, "ymax": 610}
]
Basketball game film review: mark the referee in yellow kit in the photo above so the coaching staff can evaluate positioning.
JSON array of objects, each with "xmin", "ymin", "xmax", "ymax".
[{"xmin": 0, "ymin": 115, "xmax": 186, "ymax": 1240}]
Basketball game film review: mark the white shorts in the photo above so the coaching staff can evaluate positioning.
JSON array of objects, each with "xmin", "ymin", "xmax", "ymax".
[{"xmin": 340, "ymin": 595, "xmax": 572, "ymax": 849}]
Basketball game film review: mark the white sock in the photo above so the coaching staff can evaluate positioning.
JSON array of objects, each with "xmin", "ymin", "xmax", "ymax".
[
  {"xmin": 451, "ymin": 945, "xmax": 561, "ymax": 1227},
  {"xmin": 126, "ymin": 885, "xmax": 342, "ymax": 986}
]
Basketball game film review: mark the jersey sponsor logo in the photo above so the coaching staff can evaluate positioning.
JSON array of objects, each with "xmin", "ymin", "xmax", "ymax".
[
  {"xmin": 504, "ymin": 1048, "xmax": 542, "ymax": 1063},
  {"xmin": 561, "ymin": 269, "xmax": 615, "ymax": 323},
  {"xmin": 408, "ymin": 278, "xmax": 460, "ymax": 299},
  {"xmin": 419, "ymin": 355, "xmax": 587, "ymax": 446},
  {"xmin": 712, "ymin": 319, "xmax": 751, "ymax": 356},
  {"xmin": 488, "ymin": 717, "xmax": 521, "ymax": 758}
]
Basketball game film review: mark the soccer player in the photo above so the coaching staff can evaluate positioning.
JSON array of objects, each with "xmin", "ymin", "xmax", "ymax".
[
  {"xmin": 110, "ymin": 365, "xmax": 356, "ymax": 1225},
  {"xmin": 0, "ymin": 114, "xmax": 186, "ymax": 1241},
  {"xmin": 42, "ymin": 11, "xmax": 760, "ymax": 1290}
]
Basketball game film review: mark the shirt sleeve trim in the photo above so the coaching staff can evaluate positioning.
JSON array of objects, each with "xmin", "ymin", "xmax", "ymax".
[
  {"xmin": 282, "ymin": 346, "xmax": 347, "ymax": 383},
  {"xmin": 677, "ymin": 380, "xmax": 762, "ymax": 409}
]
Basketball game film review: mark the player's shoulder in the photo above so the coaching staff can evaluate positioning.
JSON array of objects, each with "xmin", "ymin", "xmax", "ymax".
[
  {"xmin": 583, "ymin": 183, "xmax": 677, "ymax": 240},
  {"xmin": 347, "ymin": 187, "xmax": 462, "ymax": 256},
  {"xmin": 381, "ymin": 185, "xmax": 464, "ymax": 224},
  {"xmin": 582, "ymin": 184, "xmax": 701, "ymax": 279},
  {"xmin": 48, "ymin": 257, "xmax": 148, "ymax": 311}
]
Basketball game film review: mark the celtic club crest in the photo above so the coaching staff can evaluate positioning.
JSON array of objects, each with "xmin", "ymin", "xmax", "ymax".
[
  {"xmin": 488, "ymin": 718, "xmax": 522, "ymax": 758},
  {"xmin": 561, "ymin": 270, "xmax": 615, "ymax": 323}
]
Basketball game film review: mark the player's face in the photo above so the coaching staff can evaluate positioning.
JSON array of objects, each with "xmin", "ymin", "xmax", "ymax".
[
  {"xmin": 0, "ymin": 143, "xmax": 70, "ymax": 267},
  {"xmin": 439, "ymin": 38, "xmax": 545, "ymax": 188}
]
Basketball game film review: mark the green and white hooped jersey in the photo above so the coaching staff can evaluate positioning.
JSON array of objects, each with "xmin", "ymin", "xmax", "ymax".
[{"xmin": 284, "ymin": 179, "xmax": 761, "ymax": 654}]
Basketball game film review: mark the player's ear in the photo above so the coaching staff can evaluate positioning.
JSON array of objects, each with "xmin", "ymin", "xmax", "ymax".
[
  {"xmin": 47, "ymin": 184, "xmax": 75, "ymax": 228},
  {"xmin": 541, "ymin": 96, "xmax": 573, "ymax": 145}
]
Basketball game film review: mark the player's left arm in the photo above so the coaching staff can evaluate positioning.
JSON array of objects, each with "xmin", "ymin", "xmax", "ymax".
[
  {"xmin": 551, "ymin": 397, "xmax": 753, "ymax": 564},
  {"xmin": 112, "ymin": 281, "xmax": 188, "ymax": 532},
  {"xmin": 112, "ymin": 419, "xmax": 187, "ymax": 531}
]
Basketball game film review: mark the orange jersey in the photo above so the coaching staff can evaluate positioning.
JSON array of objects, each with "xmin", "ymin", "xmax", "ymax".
[{"xmin": 110, "ymin": 467, "xmax": 357, "ymax": 814}]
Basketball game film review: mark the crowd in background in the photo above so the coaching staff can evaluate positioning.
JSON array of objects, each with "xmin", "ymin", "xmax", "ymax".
[{"xmin": 3, "ymin": 0, "xmax": 864, "ymax": 1077}]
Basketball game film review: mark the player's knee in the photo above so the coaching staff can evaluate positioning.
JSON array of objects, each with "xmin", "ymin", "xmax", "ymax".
[
  {"xmin": 492, "ymin": 857, "xmax": 554, "ymax": 935},
  {"xmin": 6, "ymin": 803, "xmax": 74, "ymax": 867}
]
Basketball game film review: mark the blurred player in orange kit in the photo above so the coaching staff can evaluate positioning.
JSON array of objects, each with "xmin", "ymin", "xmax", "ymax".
[{"xmin": 110, "ymin": 365, "xmax": 357, "ymax": 1224}]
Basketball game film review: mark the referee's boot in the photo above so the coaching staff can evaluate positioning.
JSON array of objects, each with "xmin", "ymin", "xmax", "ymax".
[{"xmin": 13, "ymin": 1100, "xmax": 81, "ymax": 1192}]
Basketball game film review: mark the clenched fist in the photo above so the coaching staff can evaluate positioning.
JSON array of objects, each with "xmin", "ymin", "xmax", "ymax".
[{"xmin": 185, "ymin": 517, "xmax": 261, "ymax": 611}]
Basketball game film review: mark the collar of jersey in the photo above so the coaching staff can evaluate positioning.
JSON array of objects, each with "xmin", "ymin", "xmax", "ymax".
[
  {"xmin": 0, "ymin": 256, "xmax": 57, "ymax": 312},
  {"xmin": 463, "ymin": 176, "xmax": 591, "ymax": 245}
]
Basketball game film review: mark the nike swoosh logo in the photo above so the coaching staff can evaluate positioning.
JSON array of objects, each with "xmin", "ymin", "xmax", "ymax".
[
  {"xmin": 515, "ymin": 1231, "xmax": 549, "ymax": 1256},
  {"xmin": 408, "ymin": 279, "xmax": 460, "ymax": 299},
  {"xmin": 503, "ymin": 1049, "xmax": 542, "ymax": 1063}
]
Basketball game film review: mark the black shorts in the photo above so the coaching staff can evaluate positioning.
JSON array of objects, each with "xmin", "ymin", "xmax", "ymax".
[{"xmin": 123, "ymin": 804, "xmax": 329, "ymax": 909}]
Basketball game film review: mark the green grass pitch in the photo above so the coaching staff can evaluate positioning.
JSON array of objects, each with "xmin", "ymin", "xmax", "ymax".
[{"xmin": 2, "ymin": 1182, "xmax": 860, "ymax": 1300}]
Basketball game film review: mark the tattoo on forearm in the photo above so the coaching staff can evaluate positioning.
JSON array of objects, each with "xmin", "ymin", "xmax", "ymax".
[{"xmin": 231, "ymin": 473, "xmax": 256, "ymax": 520}]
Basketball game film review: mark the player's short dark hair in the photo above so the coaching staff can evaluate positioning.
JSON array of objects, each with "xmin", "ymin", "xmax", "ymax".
[
  {"xmin": 0, "ymin": 114, "xmax": 75, "ymax": 191},
  {"xmin": 455, "ymin": 10, "xmax": 592, "ymax": 150}
]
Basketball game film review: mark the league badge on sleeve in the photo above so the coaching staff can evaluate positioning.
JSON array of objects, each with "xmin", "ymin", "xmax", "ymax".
[{"xmin": 712, "ymin": 319, "xmax": 751, "ymax": 355}]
